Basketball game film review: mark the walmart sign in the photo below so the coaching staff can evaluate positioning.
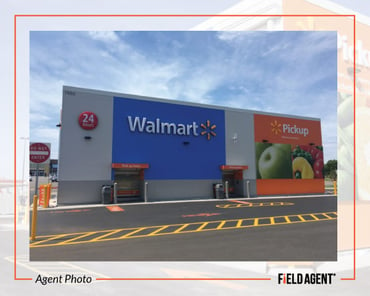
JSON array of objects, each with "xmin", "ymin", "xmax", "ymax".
[
  {"xmin": 112, "ymin": 96, "xmax": 225, "ymax": 179},
  {"xmin": 128, "ymin": 116, "xmax": 200, "ymax": 136}
]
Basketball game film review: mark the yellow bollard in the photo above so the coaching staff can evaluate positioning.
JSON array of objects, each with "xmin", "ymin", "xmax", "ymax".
[
  {"xmin": 31, "ymin": 195, "xmax": 38, "ymax": 241},
  {"xmin": 333, "ymin": 181, "xmax": 337, "ymax": 195}
]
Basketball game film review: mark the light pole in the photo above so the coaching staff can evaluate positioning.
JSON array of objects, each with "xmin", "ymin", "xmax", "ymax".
[{"xmin": 20, "ymin": 137, "xmax": 29, "ymax": 199}]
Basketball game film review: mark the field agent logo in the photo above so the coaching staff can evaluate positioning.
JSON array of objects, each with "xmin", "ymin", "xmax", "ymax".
[
  {"xmin": 278, "ymin": 273, "xmax": 336, "ymax": 285},
  {"xmin": 127, "ymin": 116, "xmax": 216, "ymax": 140}
]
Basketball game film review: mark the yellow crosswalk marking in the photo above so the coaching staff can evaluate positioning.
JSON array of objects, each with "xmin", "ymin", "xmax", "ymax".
[
  {"xmin": 30, "ymin": 211, "xmax": 337, "ymax": 248},
  {"xmin": 217, "ymin": 221, "xmax": 226, "ymax": 229},
  {"xmin": 149, "ymin": 226, "xmax": 169, "ymax": 236},
  {"xmin": 121, "ymin": 227, "xmax": 146, "ymax": 238}
]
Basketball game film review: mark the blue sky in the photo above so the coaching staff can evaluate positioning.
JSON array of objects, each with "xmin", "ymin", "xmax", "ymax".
[{"xmin": 30, "ymin": 31, "xmax": 337, "ymax": 161}]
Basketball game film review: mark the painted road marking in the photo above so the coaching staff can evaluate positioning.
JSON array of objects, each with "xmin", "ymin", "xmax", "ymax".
[
  {"xmin": 30, "ymin": 211, "xmax": 337, "ymax": 248},
  {"xmin": 182, "ymin": 213, "xmax": 221, "ymax": 218},
  {"xmin": 106, "ymin": 205, "xmax": 124, "ymax": 212},
  {"xmin": 216, "ymin": 201, "xmax": 294, "ymax": 209}
]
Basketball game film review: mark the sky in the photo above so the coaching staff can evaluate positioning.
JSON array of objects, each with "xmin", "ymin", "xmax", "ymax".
[
  {"xmin": 330, "ymin": 0, "xmax": 370, "ymax": 16},
  {"xmin": 30, "ymin": 30, "xmax": 337, "ymax": 161}
]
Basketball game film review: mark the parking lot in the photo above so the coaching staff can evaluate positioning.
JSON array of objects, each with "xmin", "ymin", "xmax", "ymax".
[{"xmin": 30, "ymin": 195, "xmax": 337, "ymax": 261}]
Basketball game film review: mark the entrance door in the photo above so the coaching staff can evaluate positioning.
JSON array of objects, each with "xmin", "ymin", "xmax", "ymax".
[
  {"xmin": 222, "ymin": 170, "xmax": 244, "ymax": 197},
  {"xmin": 114, "ymin": 169, "xmax": 141, "ymax": 201}
]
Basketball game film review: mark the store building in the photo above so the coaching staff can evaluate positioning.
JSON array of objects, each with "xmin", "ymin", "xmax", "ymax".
[{"xmin": 58, "ymin": 86, "xmax": 324, "ymax": 204}]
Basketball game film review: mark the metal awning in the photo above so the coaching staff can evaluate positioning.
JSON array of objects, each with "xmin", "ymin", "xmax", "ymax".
[
  {"xmin": 220, "ymin": 165, "xmax": 248, "ymax": 171},
  {"xmin": 112, "ymin": 163, "xmax": 149, "ymax": 169}
]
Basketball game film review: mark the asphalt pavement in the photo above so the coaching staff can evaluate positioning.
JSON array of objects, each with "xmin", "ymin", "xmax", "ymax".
[{"xmin": 30, "ymin": 195, "xmax": 337, "ymax": 261}]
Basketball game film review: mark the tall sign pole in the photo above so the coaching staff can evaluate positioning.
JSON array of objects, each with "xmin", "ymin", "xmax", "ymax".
[
  {"xmin": 30, "ymin": 142, "xmax": 50, "ymax": 195},
  {"xmin": 29, "ymin": 142, "xmax": 50, "ymax": 241}
]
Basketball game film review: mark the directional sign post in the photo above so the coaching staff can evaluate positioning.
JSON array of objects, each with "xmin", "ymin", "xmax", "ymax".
[{"xmin": 30, "ymin": 142, "xmax": 50, "ymax": 196}]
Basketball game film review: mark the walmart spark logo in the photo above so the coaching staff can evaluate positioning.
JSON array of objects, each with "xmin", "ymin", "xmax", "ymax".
[
  {"xmin": 271, "ymin": 120, "xmax": 282, "ymax": 135},
  {"xmin": 200, "ymin": 120, "xmax": 217, "ymax": 140}
]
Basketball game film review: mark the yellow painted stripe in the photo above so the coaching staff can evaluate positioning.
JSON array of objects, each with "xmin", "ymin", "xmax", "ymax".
[
  {"xmin": 149, "ymin": 226, "xmax": 169, "ymax": 236},
  {"xmin": 58, "ymin": 232, "xmax": 96, "ymax": 245},
  {"xmin": 121, "ymin": 227, "xmax": 146, "ymax": 238},
  {"xmin": 196, "ymin": 222, "xmax": 209, "ymax": 231},
  {"xmin": 30, "ymin": 211, "xmax": 338, "ymax": 248},
  {"xmin": 91, "ymin": 229, "xmax": 122, "ymax": 241},
  {"xmin": 174, "ymin": 224, "xmax": 189, "ymax": 233},
  {"xmin": 322, "ymin": 213, "xmax": 333, "ymax": 219},
  {"xmin": 297, "ymin": 215, "xmax": 305, "ymax": 222},
  {"xmin": 217, "ymin": 221, "xmax": 226, "ymax": 229},
  {"xmin": 30, "ymin": 233, "xmax": 69, "ymax": 246},
  {"xmin": 310, "ymin": 214, "xmax": 320, "ymax": 221}
]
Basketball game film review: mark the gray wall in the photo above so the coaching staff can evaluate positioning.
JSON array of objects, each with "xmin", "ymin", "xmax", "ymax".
[
  {"xmin": 57, "ymin": 86, "xmax": 321, "ymax": 204},
  {"xmin": 146, "ymin": 179, "xmax": 222, "ymax": 201},
  {"xmin": 225, "ymin": 110, "xmax": 257, "ymax": 196},
  {"xmin": 58, "ymin": 87, "xmax": 113, "ymax": 204}
]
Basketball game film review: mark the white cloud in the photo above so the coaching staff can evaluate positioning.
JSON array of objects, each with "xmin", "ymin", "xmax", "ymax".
[
  {"xmin": 29, "ymin": 31, "xmax": 337, "ymax": 161},
  {"xmin": 88, "ymin": 31, "xmax": 120, "ymax": 42}
]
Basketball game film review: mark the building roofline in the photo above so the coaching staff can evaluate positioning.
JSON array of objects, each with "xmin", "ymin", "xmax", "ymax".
[{"xmin": 63, "ymin": 85, "xmax": 321, "ymax": 122}]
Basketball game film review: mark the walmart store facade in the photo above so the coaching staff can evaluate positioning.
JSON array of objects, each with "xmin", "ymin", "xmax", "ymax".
[{"xmin": 58, "ymin": 86, "xmax": 325, "ymax": 205}]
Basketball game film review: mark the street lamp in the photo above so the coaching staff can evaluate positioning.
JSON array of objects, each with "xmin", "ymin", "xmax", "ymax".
[{"xmin": 20, "ymin": 136, "xmax": 29, "ymax": 204}]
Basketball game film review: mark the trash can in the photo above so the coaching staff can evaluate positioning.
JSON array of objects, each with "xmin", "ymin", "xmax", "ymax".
[
  {"xmin": 101, "ymin": 185, "xmax": 113, "ymax": 204},
  {"xmin": 213, "ymin": 183, "xmax": 224, "ymax": 199}
]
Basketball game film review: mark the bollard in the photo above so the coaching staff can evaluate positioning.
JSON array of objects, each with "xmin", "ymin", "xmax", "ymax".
[
  {"xmin": 113, "ymin": 182, "xmax": 118, "ymax": 204},
  {"xmin": 224, "ymin": 181, "xmax": 229, "ymax": 199},
  {"xmin": 333, "ymin": 181, "xmax": 337, "ymax": 195},
  {"xmin": 31, "ymin": 195, "xmax": 38, "ymax": 241},
  {"xmin": 246, "ymin": 180, "xmax": 250, "ymax": 198},
  {"xmin": 144, "ymin": 182, "xmax": 148, "ymax": 203}
]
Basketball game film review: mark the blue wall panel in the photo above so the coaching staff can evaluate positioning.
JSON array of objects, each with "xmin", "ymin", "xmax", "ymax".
[{"xmin": 112, "ymin": 97, "xmax": 225, "ymax": 180}]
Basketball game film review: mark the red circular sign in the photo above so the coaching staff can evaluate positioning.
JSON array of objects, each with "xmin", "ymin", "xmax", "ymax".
[
  {"xmin": 78, "ymin": 111, "xmax": 98, "ymax": 130},
  {"xmin": 30, "ymin": 143, "xmax": 50, "ymax": 164}
]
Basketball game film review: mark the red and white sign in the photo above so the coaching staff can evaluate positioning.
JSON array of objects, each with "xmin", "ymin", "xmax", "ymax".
[
  {"xmin": 78, "ymin": 111, "xmax": 98, "ymax": 130},
  {"xmin": 30, "ymin": 142, "xmax": 50, "ymax": 164}
]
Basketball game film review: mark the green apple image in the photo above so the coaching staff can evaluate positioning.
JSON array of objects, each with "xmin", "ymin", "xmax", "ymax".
[
  {"xmin": 272, "ymin": 143, "xmax": 292, "ymax": 156},
  {"xmin": 255, "ymin": 142, "xmax": 272, "ymax": 179},
  {"xmin": 258, "ymin": 145, "xmax": 292, "ymax": 179}
]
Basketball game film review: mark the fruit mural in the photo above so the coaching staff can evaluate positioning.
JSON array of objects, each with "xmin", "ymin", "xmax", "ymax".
[
  {"xmin": 254, "ymin": 114, "xmax": 324, "ymax": 195},
  {"xmin": 255, "ymin": 143, "xmax": 324, "ymax": 180}
]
